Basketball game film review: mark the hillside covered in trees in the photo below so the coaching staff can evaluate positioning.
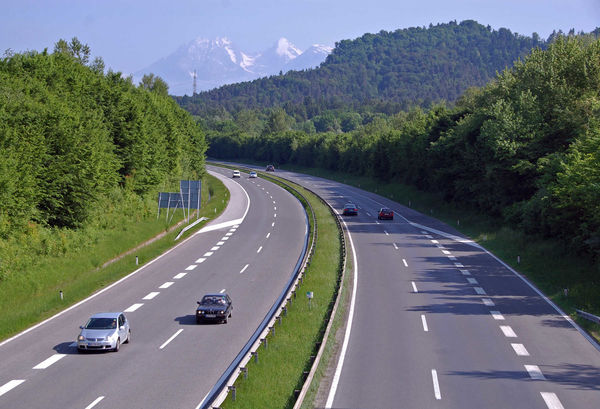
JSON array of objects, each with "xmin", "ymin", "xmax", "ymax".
[
  {"xmin": 178, "ymin": 20, "xmax": 550, "ymax": 118},
  {"xmin": 0, "ymin": 39, "xmax": 207, "ymax": 237},
  {"xmin": 206, "ymin": 35, "xmax": 600, "ymax": 261}
]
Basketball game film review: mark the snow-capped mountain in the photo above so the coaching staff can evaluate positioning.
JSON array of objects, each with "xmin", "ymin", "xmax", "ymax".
[{"xmin": 134, "ymin": 37, "xmax": 332, "ymax": 96}]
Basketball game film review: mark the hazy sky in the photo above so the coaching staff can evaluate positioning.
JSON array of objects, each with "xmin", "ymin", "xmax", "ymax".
[{"xmin": 2, "ymin": 0, "xmax": 598, "ymax": 74}]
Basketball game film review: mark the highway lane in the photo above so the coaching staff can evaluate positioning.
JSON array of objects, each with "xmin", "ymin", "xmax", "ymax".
[
  {"xmin": 0, "ymin": 166, "xmax": 307, "ymax": 409},
  {"xmin": 244, "ymin": 167, "xmax": 600, "ymax": 409}
]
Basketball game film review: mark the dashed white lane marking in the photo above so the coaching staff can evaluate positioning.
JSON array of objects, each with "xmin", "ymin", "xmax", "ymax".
[
  {"xmin": 124, "ymin": 303, "xmax": 143, "ymax": 312},
  {"xmin": 511, "ymin": 343, "xmax": 530, "ymax": 356},
  {"xmin": 375, "ymin": 220, "xmax": 380, "ymax": 225},
  {"xmin": 84, "ymin": 396, "xmax": 105, "ymax": 409},
  {"xmin": 196, "ymin": 257, "xmax": 206, "ymax": 263},
  {"xmin": 173, "ymin": 273, "xmax": 187, "ymax": 279},
  {"xmin": 454, "ymin": 262, "xmax": 465, "ymax": 268},
  {"xmin": 540, "ymin": 392, "xmax": 564, "ymax": 409},
  {"xmin": 143, "ymin": 292, "xmax": 160, "ymax": 300},
  {"xmin": 274, "ymin": 213, "xmax": 277, "ymax": 218},
  {"xmin": 186, "ymin": 264, "xmax": 198, "ymax": 270},
  {"xmin": 219, "ymin": 289, "xmax": 226, "ymax": 293},
  {"xmin": 421, "ymin": 315, "xmax": 429, "ymax": 332},
  {"xmin": 412, "ymin": 282, "xmax": 419, "ymax": 293},
  {"xmin": 366, "ymin": 212, "xmax": 371, "ymax": 216},
  {"xmin": 482, "ymin": 298, "xmax": 495, "ymax": 306},
  {"xmin": 225, "ymin": 232, "xmax": 233, "ymax": 236},
  {"xmin": 460, "ymin": 269, "xmax": 471, "ymax": 275},
  {"xmin": 425, "ymin": 234, "xmax": 433, "ymax": 239},
  {"xmin": 393, "ymin": 243, "xmax": 398, "ymax": 250},
  {"xmin": 500, "ymin": 326, "xmax": 517, "ymax": 337},
  {"xmin": 274, "ymin": 206, "xmax": 277, "ymax": 211},
  {"xmin": 210, "ymin": 246, "xmax": 220, "ymax": 251},
  {"xmin": 159, "ymin": 282, "xmax": 174, "ymax": 289},
  {"xmin": 525, "ymin": 365, "xmax": 546, "ymax": 380},
  {"xmin": 272, "ymin": 222, "xmax": 275, "ymax": 227},
  {"xmin": 221, "ymin": 237, "xmax": 229, "ymax": 241},
  {"xmin": 257, "ymin": 246, "xmax": 263, "ymax": 253},
  {"xmin": 474, "ymin": 287, "xmax": 487, "ymax": 295},
  {"xmin": 431, "ymin": 369, "xmax": 441, "ymax": 400},
  {"xmin": 384, "ymin": 230, "xmax": 389, "ymax": 236},
  {"xmin": 421, "ymin": 231, "xmax": 428, "ymax": 234},
  {"xmin": 431, "ymin": 239, "xmax": 438, "ymax": 244},
  {"xmin": 490, "ymin": 311, "xmax": 505, "ymax": 320},
  {"xmin": 0, "ymin": 380, "xmax": 25, "ymax": 397},
  {"xmin": 436, "ymin": 244, "xmax": 444, "ymax": 248},
  {"xmin": 33, "ymin": 354, "xmax": 66, "ymax": 369},
  {"xmin": 159, "ymin": 329, "xmax": 183, "ymax": 350},
  {"xmin": 240, "ymin": 264, "xmax": 249, "ymax": 274},
  {"xmin": 448, "ymin": 255, "xmax": 457, "ymax": 260},
  {"xmin": 202, "ymin": 252, "xmax": 213, "ymax": 257},
  {"xmin": 403, "ymin": 259, "xmax": 408, "ymax": 267},
  {"xmin": 265, "ymin": 232, "xmax": 271, "ymax": 239},
  {"xmin": 467, "ymin": 278, "xmax": 478, "ymax": 284},
  {"xmin": 442, "ymin": 250, "xmax": 451, "ymax": 255},
  {"xmin": 217, "ymin": 241, "xmax": 225, "ymax": 245}
]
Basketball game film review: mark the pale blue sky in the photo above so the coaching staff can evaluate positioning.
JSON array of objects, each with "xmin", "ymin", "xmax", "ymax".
[{"xmin": 1, "ymin": 0, "xmax": 598, "ymax": 74}]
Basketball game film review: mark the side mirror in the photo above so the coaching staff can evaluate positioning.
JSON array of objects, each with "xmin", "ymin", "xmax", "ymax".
[
  {"xmin": 119, "ymin": 326, "xmax": 125, "ymax": 330},
  {"xmin": 79, "ymin": 325, "xmax": 84, "ymax": 329},
  {"xmin": 197, "ymin": 301, "xmax": 201, "ymax": 305}
]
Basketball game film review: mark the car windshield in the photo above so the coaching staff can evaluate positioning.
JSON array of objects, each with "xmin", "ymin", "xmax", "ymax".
[
  {"xmin": 85, "ymin": 317, "xmax": 117, "ymax": 330},
  {"xmin": 345, "ymin": 204, "xmax": 356, "ymax": 209},
  {"xmin": 201, "ymin": 296, "xmax": 226, "ymax": 305}
]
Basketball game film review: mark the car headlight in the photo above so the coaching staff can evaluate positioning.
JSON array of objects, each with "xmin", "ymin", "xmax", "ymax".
[
  {"xmin": 78, "ymin": 335, "xmax": 85, "ymax": 341},
  {"xmin": 218, "ymin": 311, "xmax": 225, "ymax": 314},
  {"xmin": 197, "ymin": 310, "xmax": 204, "ymax": 314}
]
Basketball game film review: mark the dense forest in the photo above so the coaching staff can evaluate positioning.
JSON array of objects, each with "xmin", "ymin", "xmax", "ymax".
[
  {"xmin": 178, "ymin": 20, "xmax": 550, "ymax": 119},
  {"xmin": 205, "ymin": 35, "xmax": 600, "ymax": 260},
  {"xmin": 0, "ymin": 38, "xmax": 207, "ymax": 239}
]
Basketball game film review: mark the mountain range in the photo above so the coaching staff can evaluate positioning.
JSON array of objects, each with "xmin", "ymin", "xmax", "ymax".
[{"xmin": 135, "ymin": 37, "xmax": 332, "ymax": 96}]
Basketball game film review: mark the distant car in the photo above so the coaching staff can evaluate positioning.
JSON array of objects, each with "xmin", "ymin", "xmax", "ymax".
[
  {"xmin": 196, "ymin": 293, "xmax": 233, "ymax": 324},
  {"xmin": 378, "ymin": 208, "xmax": 394, "ymax": 220},
  {"xmin": 249, "ymin": 171, "xmax": 258, "ymax": 178},
  {"xmin": 77, "ymin": 312, "xmax": 131, "ymax": 353},
  {"xmin": 342, "ymin": 203, "xmax": 358, "ymax": 216},
  {"xmin": 265, "ymin": 165, "xmax": 275, "ymax": 172},
  {"xmin": 232, "ymin": 170, "xmax": 241, "ymax": 178}
]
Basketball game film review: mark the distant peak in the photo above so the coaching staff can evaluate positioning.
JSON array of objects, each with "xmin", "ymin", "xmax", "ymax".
[{"xmin": 276, "ymin": 37, "xmax": 302, "ymax": 59}]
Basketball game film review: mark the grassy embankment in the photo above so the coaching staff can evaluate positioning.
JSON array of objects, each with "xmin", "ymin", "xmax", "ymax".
[
  {"xmin": 277, "ymin": 164, "xmax": 600, "ymax": 342},
  {"xmin": 218, "ymin": 170, "xmax": 343, "ymax": 409},
  {"xmin": 0, "ymin": 174, "xmax": 229, "ymax": 341}
]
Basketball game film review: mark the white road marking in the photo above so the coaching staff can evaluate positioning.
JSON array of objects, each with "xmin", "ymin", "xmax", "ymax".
[
  {"xmin": 375, "ymin": 220, "xmax": 380, "ymax": 224},
  {"xmin": 511, "ymin": 343, "xmax": 530, "ymax": 356},
  {"xmin": 421, "ymin": 231, "xmax": 428, "ymax": 234},
  {"xmin": 159, "ymin": 329, "xmax": 183, "ymax": 350},
  {"xmin": 274, "ymin": 206, "xmax": 277, "ymax": 210},
  {"xmin": 173, "ymin": 273, "xmax": 187, "ymax": 279},
  {"xmin": 384, "ymin": 230, "xmax": 389, "ymax": 236},
  {"xmin": 0, "ymin": 380, "xmax": 25, "ymax": 397},
  {"xmin": 210, "ymin": 246, "xmax": 220, "ymax": 251},
  {"xmin": 412, "ymin": 282, "xmax": 419, "ymax": 293},
  {"xmin": 431, "ymin": 239, "xmax": 439, "ymax": 244},
  {"xmin": 221, "ymin": 237, "xmax": 229, "ymax": 241},
  {"xmin": 202, "ymin": 252, "xmax": 213, "ymax": 257},
  {"xmin": 186, "ymin": 264, "xmax": 198, "ymax": 270},
  {"xmin": 159, "ymin": 282, "xmax": 174, "ymax": 289},
  {"xmin": 225, "ymin": 232, "xmax": 233, "ymax": 236},
  {"xmin": 490, "ymin": 311, "xmax": 505, "ymax": 320},
  {"xmin": 124, "ymin": 303, "xmax": 143, "ymax": 312},
  {"xmin": 448, "ymin": 256, "xmax": 457, "ymax": 260},
  {"xmin": 474, "ymin": 287, "xmax": 486, "ymax": 295},
  {"xmin": 482, "ymin": 298, "xmax": 495, "ymax": 306},
  {"xmin": 467, "ymin": 278, "xmax": 478, "ymax": 284},
  {"xmin": 500, "ymin": 326, "xmax": 517, "ymax": 337},
  {"xmin": 366, "ymin": 212, "xmax": 371, "ymax": 216},
  {"xmin": 425, "ymin": 235, "xmax": 433, "ymax": 239},
  {"xmin": 442, "ymin": 250, "xmax": 451, "ymax": 255},
  {"xmin": 421, "ymin": 315, "xmax": 429, "ymax": 332},
  {"xmin": 266, "ymin": 232, "xmax": 271, "ymax": 239},
  {"xmin": 196, "ymin": 257, "xmax": 206, "ymax": 263},
  {"xmin": 272, "ymin": 222, "xmax": 275, "ymax": 227},
  {"xmin": 84, "ymin": 396, "xmax": 105, "ymax": 409},
  {"xmin": 525, "ymin": 365, "xmax": 546, "ymax": 380},
  {"xmin": 454, "ymin": 262, "xmax": 464, "ymax": 268},
  {"xmin": 143, "ymin": 292, "xmax": 160, "ymax": 300},
  {"xmin": 393, "ymin": 243, "xmax": 398, "ymax": 250},
  {"xmin": 403, "ymin": 259, "xmax": 408, "ymax": 267},
  {"xmin": 217, "ymin": 241, "xmax": 225, "ymax": 245},
  {"xmin": 460, "ymin": 269, "xmax": 471, "ymax": 275},
  {"xmin": 436, "ymin": 244, "xmax": 444, "ymax": 248},
  {"xmin": 257, "ymin": 246, "xmax": 263, "ymax": 253},
  {"xmin": 240, "ymin": 264, "xmax": 249, "ymax": 274},
  {"xmin": 274, "ymin": 213, "xmax": 277, "ymax": 218},
  {"xmin": 431, "ymin": 369, "xmax": 441, "ymax": 400},
  {"xmin": 220, "ymin": 289, "xmax": 226, "ymax": 293},
  {"xmin": 540, "ymin": 392, "xmax": 564, "ymax": 409},
  {"xmin": 33, "ymin": 354, "xmax": 66, "ymax": 369}
]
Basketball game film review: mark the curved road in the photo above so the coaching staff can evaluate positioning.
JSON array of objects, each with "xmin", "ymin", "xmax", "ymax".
[
  {"xmin": 0, "ymin": 166, "xmax": 307, "ymax": 409},
  {"xmin": 254, "ymin": 166, "xmax": 600, "ymax": 409}
]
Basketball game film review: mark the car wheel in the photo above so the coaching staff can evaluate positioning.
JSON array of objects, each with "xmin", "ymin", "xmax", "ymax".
[
  {"xmin": 77, "ymin": 348, "xmax": 85, "ymax": 354},
  {"xmin": 124, "ymin": 330, "xmax": 131, "ymax": 344},
  {"xmin": 223, "ymin": 316, "xmax": 228, "ymax": 324},
  {"xmin": 113, "ymin": 338, "xmax": 120, "ymax": 352},
  {"xmin": 196, "ymin": 318, "xmax": 201, "ymax": 324}
]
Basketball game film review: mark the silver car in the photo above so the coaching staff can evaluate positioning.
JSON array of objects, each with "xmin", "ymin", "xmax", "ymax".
[{"xmin": 77, "ymin": 312, "xmax": 131, "ymax": 353}]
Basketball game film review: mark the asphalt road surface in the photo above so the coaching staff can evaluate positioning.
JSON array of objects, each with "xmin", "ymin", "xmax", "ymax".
[
  {"xmin": 0, "ymin": 166, "xmax": 307, "ymax": 409},
  {"xmin": 242, "ymin": 165, "xmax": 600, "ymax": 409}
]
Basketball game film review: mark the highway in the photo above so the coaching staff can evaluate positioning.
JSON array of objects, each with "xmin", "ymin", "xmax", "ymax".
[
  {"xmin": 258, "ymin": 167, "xmax": 600, "ymax": 409},
  {"xmin": 0, "ymin": 166, "xmax": 307, "ymax": 409}
]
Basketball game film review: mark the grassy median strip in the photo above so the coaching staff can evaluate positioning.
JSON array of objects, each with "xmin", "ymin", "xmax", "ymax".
[
  {"xmin": 220, "ymin": 176, "xmax": 342, "ymax": 409},
  {"xmin": 0, "ymin": 174, "xmax": 229, "ymax": 341}
]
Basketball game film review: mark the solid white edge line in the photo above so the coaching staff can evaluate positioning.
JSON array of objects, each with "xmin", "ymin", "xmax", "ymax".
[
  {"xmin": 159, "ymin": 329, "xmax": 184, "ymax": 350},
  {"xmin": 432, "ymin": 369, "xmax": 441, "ymax": 400},
  {"xmin": 325, "ymin": 216, "xmax": 358, "ymax": 409},
  {"xmin": 33, "ymin": 353, "xmax": 66, "ymax": 369},
  {"xmin": 84, "ymin": 396, "xmax": 105, "ymax": 409},
  {"xmin": 540, "ymin": 392, "xmax": 564, "ymax": 409},
  {"xmin": 0, "ymin": 380, "xmax": 25, "ymax": 397},
  {"xmin": 421, "ymin": 315, "xmax": 429, "ymax": 332}
]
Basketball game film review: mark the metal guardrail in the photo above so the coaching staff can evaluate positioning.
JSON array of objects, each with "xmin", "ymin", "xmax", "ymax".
[
  {"xmin": 198, "ymin": 166, "xmax": 318, "ymax": 409},
  {"xmin": 576, "ymin": 309, "xmax": 600, "ymax": 324}
]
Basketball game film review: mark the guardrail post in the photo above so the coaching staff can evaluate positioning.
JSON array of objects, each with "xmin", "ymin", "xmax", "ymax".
[
  {"xmin": 228, "ymin": 386, "xmax": 236, "ymax": 401},
  {"xmin": 241, "ymin": 367, "xmax": 248, "ymax": 379},
  {"xmin": 252, "ymin": 351, "xmax": 258, "ymax": 363}
]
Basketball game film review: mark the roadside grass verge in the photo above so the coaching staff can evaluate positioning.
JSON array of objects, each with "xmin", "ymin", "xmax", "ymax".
[
  {"xmin": 276, "ymin": 164, "xmax": 600, "ymax": 342},
  {"xmin": 0, "ymin": 174, "xmax": 229, "ymax": 341},
  {"xmin": 220, "ymin": 174, "xmax": 342, "ymax": 409}
]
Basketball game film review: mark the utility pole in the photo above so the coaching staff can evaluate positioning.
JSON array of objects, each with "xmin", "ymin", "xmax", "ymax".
[{"xmin": 192, "ymin": 69, "xmax": 197, "ymax": 96}]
